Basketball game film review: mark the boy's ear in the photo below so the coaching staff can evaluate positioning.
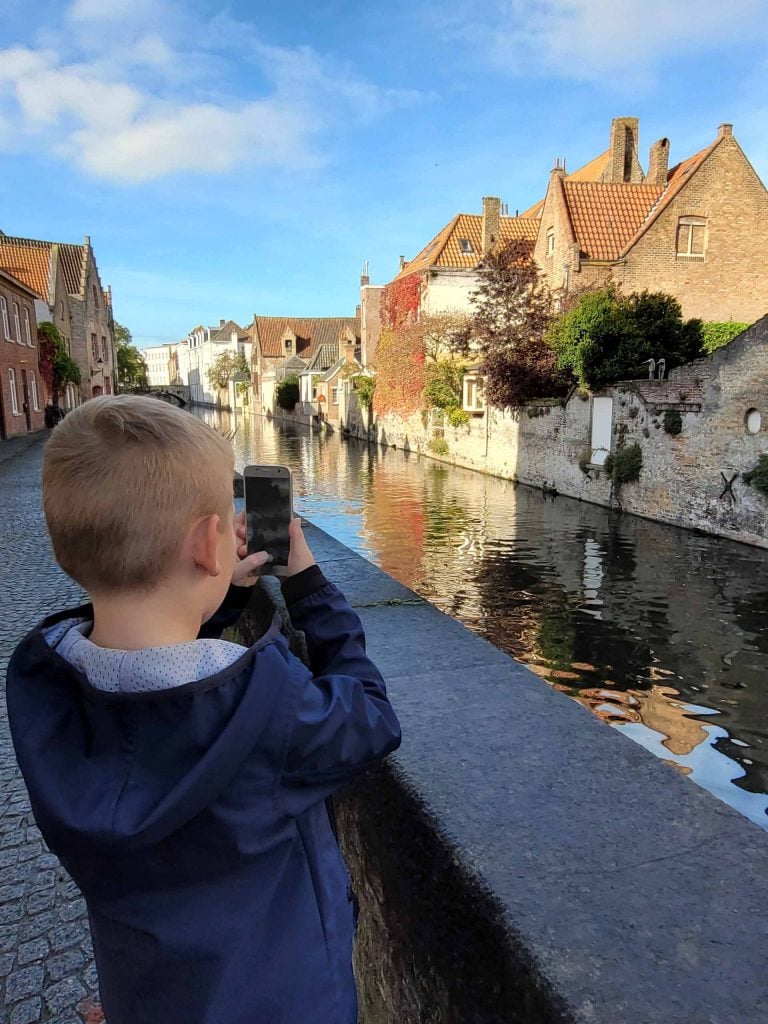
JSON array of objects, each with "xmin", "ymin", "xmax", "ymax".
[{"xmin": 189, "ymin": 514, "xmax": 222, "ymax": 578}]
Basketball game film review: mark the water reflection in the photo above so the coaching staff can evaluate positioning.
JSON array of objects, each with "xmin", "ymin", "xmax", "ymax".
[{"xmin": 200, "ymin": 409, "xmax": 768, "ymax": 830}]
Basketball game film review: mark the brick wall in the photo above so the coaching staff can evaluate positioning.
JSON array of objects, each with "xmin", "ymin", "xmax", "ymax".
[
  {"xmin": 0, "ymin": 277, "xmax": 44, "ymax": 438},
  {"xmin": 357, "ymin": 318, "xmax": 768, "ymax": 548}
]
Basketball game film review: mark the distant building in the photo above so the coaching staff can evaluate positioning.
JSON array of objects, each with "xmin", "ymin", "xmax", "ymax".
[
  {"xmin": 0, "ymin": 269, "xmax": 44, "ymax": 437},
  {"xmin": 141, "ymin": 343, "xmax": 179, "ymax": 387},
  {"xmin": 248, "ymin": 315, "xmax": 360, "ymax": 413},
  {"xmin": 182, "ymin": 320, "xmax": 251, "ymax": 408},
  {"xmin": 0, "ymin": 233, "xmax": 115, "ymax": 405}
]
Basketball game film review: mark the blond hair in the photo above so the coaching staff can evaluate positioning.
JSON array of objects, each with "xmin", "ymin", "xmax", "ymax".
[{"xmin": 43, "ymin": 396, "xmax": 234, "ymax": 592}]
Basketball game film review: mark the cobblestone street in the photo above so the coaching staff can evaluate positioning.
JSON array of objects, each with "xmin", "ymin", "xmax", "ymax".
[{"xmin": 1, "ymin": 438, "xmax": 104, "ymax": 1024}]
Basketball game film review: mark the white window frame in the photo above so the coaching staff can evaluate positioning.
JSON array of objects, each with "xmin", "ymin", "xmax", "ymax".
[
  {"xmin": 8, "ymin": 368, "xmax": 19, "ymax": 415},
  {"xmin": 23, "ymin": 308, "xmax": 32, "ymax": 346},
  {"xmin": 1, "ymin": 297, "xmax": 10, "ymax": 340},
  {"xmin": 463, "ymin": 373, "xmax": 486, "ymax": 413},
  {"xmin": 12, "ymin": 302, "xmax": 21, "ymax": 342},
  {"xmin": 676, "ymin": 217, "xmax": 707, "ymax": 259},
  {"xmin": 30, "ymin": 371, "xmax": 39, "ymax": 410},
  {"xmin": 546, "ymin": 229, "xmax": 555, "ymax": 256},
  {"xmin": 331, "ymin": 387, "xmax": 339, "ymax": 406}
]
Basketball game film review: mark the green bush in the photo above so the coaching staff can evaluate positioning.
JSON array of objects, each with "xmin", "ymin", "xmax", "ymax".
[
  {"xmin": 355, "ymin": 375, "xmax": 376, "ymax": 409},
  {"xmin": 548, "ymin": 287, "xmax": 704, "ymax": 390},
  {"xmin": 604, "ymin": 443, "xmax": 642, "ymax": 486},
  {"xmin": 744, "ymin": 455, "xmax": 768, "ymax": 498},
  {"xmin": 424, "ymin": 360, "xmax": 464, "ymax": 410},
  {"xmin": 702, "ymin": 321, "xmax": 749, "ymax": 353},
  {"xmin": 427, "ymin": 437, "xmax": 449, "ymax": 456},
  {"xmin": 276, "ymin": 374, "xmax": 299, "ymax": 410},
  {"xmin": 663, "ymin": 410, "xmax": 682, "ymax": 436},
  {"xmin": 578, "ymin": 446, "xmax": 592, "ymax": 473},
  {"xmin": 446, "ymin": 406, "xmax": 470, "ymax": 427}
]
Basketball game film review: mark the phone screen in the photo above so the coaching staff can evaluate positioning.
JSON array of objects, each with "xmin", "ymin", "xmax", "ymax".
[{"xmin": 245, "ymin": 471, "xmax": 292, "ymax": 567}]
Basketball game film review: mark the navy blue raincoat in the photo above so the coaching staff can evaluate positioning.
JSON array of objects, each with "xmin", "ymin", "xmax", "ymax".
[{"xmin": 6, "ymin": 567, "xmax": 401, "ymax": 1024}]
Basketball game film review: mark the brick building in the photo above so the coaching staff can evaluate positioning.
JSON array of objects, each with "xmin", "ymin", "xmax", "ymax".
[
  {"xmin": 248, "ymin": 315, "xmax": 360, "ymax": 412},
  {"xmin": 384, "ymin": 118, "xmax": 768, "ymax": 336},
  {"xmin": 0, "ymin": 269, "xmax": 44, "ymax": 438},
  {"xmin": 534, "ymin": 119, "xmax": 768, "ymax": 323},
  {"xmin": 0, "ymin": 233, "xmax": 115, "ymax": 404}
]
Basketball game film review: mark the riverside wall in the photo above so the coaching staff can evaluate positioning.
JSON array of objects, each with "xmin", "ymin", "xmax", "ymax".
[
  {"xmin": 350, "ymin": 317, "xmax": 768, "ymax": 547},
  {"xmin": 230, "ymin": 522, "xmax": 768, "ymax": 1024}
]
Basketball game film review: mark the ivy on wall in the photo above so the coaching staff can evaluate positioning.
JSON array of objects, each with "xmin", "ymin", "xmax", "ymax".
[{"xmin": 375, "ymin": 273, "xmax": 425, "ymax": 417}]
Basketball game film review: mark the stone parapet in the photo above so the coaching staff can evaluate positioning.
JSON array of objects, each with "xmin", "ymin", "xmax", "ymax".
[{"xmin": 232, "ymin": 523, "xmax": 768, "ymax": 1024}]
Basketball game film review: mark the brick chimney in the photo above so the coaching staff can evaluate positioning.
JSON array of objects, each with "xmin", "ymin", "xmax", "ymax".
[
  {"xmin": 647, "ymin": 137, "xmax": 670, "ymax": 185},
  {"xmin": 605, "ymin": 117, "xmax": 642, "ymax": 183},
  {"xmin": 718, "ymin": 123, "xmax": 734, "ymax": 138},
  {"xmin": 482, "ymin": 196, "xmax": 501, "ymax": 254}
]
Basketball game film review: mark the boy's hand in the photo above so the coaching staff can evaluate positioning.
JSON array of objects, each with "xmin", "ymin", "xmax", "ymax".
[
  {"xmin": 232, "ymin": 510, "xmax": 271, "ymax": 587},
  {"xmin": 287, "ymin": 518, "xmax": 316, "ymax": 577}
]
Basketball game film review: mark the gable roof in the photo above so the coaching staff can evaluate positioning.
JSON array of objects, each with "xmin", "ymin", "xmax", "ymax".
[
  {"xmin": 252, "ymin": 316, "xmax": 360, "ymax": 359},
  {"xmin": 0, "ymin": 234, "xmax": 91, "ymax": 299},
  {"xmin": 0, "ymin": 267, "xmax": 41, "ymax": 299},
  {"xmin": 396, "ymin": 213, "xmax": 540, "ymax": 279},
  {"xmin": 210, "ymin": 319, "xmax": 245, "ymax": 341},
  {"xmin": 617, "ymin": 139, "xmax": 721, "ymax": 257},
  {"xmin": 564, "ymin": 182, "xmax": 664, "ymax": 260},
  {"xmin": 304, "ymin": 343, "xmax": 339, "ymax": 373},
  {"xmin": 559, "ymin": 136, "xmax": 725, "ymax": 262}
]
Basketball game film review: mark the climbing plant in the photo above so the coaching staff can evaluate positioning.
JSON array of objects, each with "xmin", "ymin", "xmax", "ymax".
[
  {"xmin": 355, "ymin": 375, "xmax": 376, "ymax": 409},
  {"xmin": 604, "ymin": 443, "xmax": 643, "ymax": 486},
  {"xmin": 702, "ymin": 321, "xmax": 749, "ymax": 353},
  {"xmin": 37, "ymin": 322, "xmax": 81, "ymax": 403}
]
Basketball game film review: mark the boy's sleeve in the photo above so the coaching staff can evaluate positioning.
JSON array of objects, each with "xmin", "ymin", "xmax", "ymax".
[
  {"xmin": 197, "ymin": 584, "xmax": 253, "ymax": 639},
  {"xmin": 278, "ymin": 566, "xmax": 402, "ymax": 800}
]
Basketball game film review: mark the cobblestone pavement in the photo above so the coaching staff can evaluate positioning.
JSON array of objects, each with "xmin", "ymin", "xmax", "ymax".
[{"xmin": 0, "ymin": 439, "xmax": 105, "ymax": 1024}]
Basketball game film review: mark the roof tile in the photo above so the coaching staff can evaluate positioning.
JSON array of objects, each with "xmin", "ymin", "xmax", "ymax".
[
  {"xmin": 253, "ymin": 317, "xmax": 360, "ymax": 359},
  {"xmin": 397, "ymin": 214, "xmax": 539, "ymax": 279},
  {"xmin": 564, "ymin": 182, "xmax": 663, "ymax": 260}
]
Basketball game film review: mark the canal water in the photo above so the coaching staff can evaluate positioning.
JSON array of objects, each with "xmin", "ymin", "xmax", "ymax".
[{"xmin": 200, "ymin": 409, "xmax": 768, "ymax": 831}]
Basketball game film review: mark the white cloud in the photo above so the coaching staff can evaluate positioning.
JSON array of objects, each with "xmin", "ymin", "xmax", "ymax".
[
  {"xmin": 439, "ymin": 0, "xmax": 768, "ymax": 83},
  {"xmin": 0, "ymin": 0, "xmax": 419, "ymax": 184}
]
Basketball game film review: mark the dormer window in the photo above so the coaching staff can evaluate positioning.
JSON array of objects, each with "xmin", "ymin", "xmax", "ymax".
[
  {"xmin": 676, "ymin": 217, "xmax": 707, "ymax": 259},
  {"xmin": 285, "ymin": 339, "xmax": 292, "ymax": 351},
  {"xmin": 459, "ymin": 239, "xmax": 474, "ymax": 255}
]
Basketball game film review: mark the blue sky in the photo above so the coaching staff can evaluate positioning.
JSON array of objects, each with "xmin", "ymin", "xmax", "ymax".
[{"xmin": 1, "ymin": 0, "xmax": 767, "ymax": 348}]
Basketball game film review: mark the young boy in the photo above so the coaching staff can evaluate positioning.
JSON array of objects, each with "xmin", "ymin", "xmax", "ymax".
[{"xmin": 7, "ymin": 395, "xmax": 401, "ymax": 1024}]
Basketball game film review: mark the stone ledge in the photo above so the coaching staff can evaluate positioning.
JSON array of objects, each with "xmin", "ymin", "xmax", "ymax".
[{"xmin": 236, "ymin": 522, "xmax": 768, "ymax": 1024}]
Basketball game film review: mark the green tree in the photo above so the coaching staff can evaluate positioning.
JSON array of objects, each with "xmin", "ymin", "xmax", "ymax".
[
  {"xmin": 548, "ymin": 287, "xmax": 705, "ymax": 391},
  {"xmin": 206, "ymin": 351, "xmax": 250, "ymax": 400},
  {"xmin": 115, "ymin": 323, "xmax": 149, "ymax": 391},
  {"xmin": 37, "ymin": 322, "xmax": 81, "ymax": 403}
]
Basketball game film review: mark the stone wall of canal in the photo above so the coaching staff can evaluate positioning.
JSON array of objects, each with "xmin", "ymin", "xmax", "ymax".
[
  {"xmin": 347, "ymin": 316, "xmax": 768, "ymax": 548},
  {"xmin": 232, "ymin": 523, "xmax": 768, "ymax": 1024}
]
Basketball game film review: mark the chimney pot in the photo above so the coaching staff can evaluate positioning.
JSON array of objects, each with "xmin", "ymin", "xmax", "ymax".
[
  {"xmin": 360, "ymin": 274, "xmax": 370, "ymax": 286},
  {"xmin": 220, "ymin": 319, "xmax": 225, "ymax": 327},
  {"xmin": 399, "ymin": 256, "xmax": 406, "ymax": 270},
  {"xmin": 355, "ymin": 304, "xmax": 361, "ymax": 317}
]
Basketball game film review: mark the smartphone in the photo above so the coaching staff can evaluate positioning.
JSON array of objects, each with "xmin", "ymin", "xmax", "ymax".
[{"xmin": 243, "ymin": 465, "xmax": 293, "ymax": 576}]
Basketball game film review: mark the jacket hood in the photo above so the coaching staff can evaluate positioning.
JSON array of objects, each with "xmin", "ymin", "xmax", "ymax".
[{"xmin": 6, "ymin": 604, "xmax": 294, "ymax": 853}]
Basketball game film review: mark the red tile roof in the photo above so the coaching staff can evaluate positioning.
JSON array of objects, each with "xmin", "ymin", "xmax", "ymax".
[
  {"xmin": 564, "ymin": 182, "xmax": 663, "ymax": 260},
  {"xmin": 0, "ymin": 235, "xmax": 89, "ymax": 298},
  {"xmin": 252, "ymin": 317, "xmax": 360, "ymax": 359},
  {"xmin": 396, "ymin": 213, "xmax": 539, "ymax": 279},
  {"xmin": 0, "ymin": 238, "xmax": 51, "ymax": 299},
  {"xmin": 519, "ymin": 150, "xmax": 611, "ymax": 219}
]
